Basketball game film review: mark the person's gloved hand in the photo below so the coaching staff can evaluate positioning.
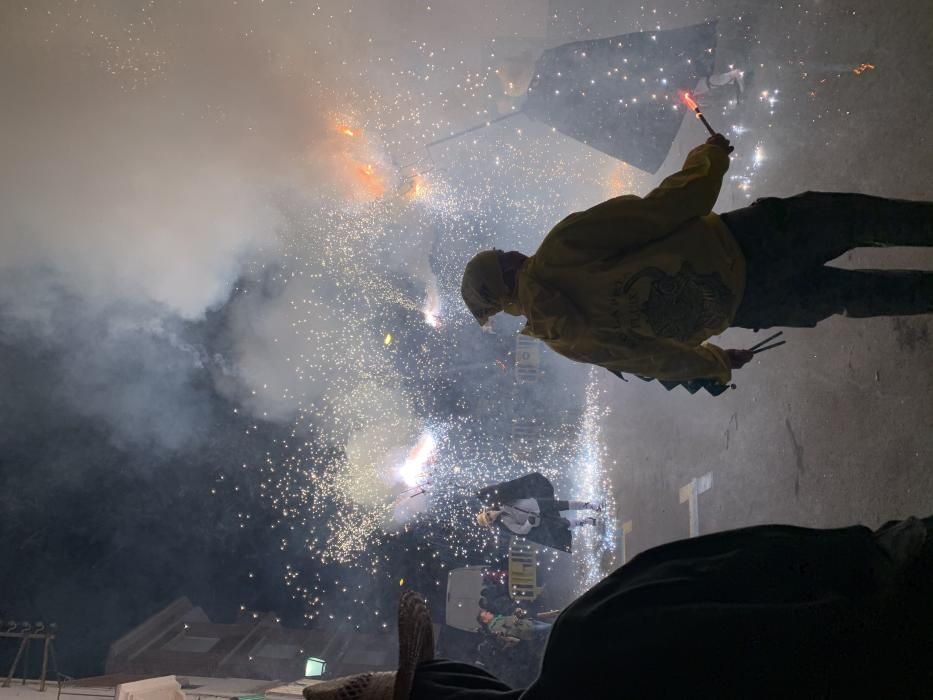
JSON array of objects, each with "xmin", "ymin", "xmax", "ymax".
[
  {"xmin": 706, "ymin": 133, "xmax": 734, "ymax": 153},
  {"xmin": 725, "ymin": 349, "xmax": 754, "ymax": 368}
]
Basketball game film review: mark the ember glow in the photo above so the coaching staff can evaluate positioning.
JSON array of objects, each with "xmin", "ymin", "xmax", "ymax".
[
  {"xmin": 606, "ymin": 162, "xmax": 647, "ymax": 198},
  {"xmin": 354, "ymin": 162, "xmax": 386, "ymax": 200},
  {"xmin": 404, "ymin": 173, "xmax": 430, "ymax": 202},
  {"xmin": 680, "ymin": 89, "xmax": 700, "ymax": 112}
]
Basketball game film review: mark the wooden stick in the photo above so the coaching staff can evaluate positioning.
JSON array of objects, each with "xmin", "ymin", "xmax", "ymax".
[
  {"xmin": 3, "ymin": 638, "xmax": 27, "ymax": 688},
  {"xmin": 751, "ymin": 340, "xmax": 786, "ymax": 355},
  {"xmin": 693, "ymin": 109, "xmax": 716, "ymax": 136},
  {"xmin": 748, "ymin": 331, "xmax": 783, "ymax": 352}
]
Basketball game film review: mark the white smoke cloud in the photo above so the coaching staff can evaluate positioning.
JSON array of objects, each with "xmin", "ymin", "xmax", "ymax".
[
  {"xmin": 0, "ymin": 4, "xmax": 319, "ymax": 319},
  {"xmin": 0, "ymin": 1, "xmax": 545, "ymax": 459},
  {"xmin": 0, "ymin": 3, "xmax": 361, "ymax": 448},
  {"xmin": 340, "ymin": 382, "xmax": 423, "ymax": 508}
]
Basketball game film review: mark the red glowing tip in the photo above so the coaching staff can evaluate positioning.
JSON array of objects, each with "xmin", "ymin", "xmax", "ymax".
[{"xmin": 679, "ymin": 91, "xmax": 699, "ymax": 111}]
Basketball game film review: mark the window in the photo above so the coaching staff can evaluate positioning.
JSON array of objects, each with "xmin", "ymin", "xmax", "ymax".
[{"xmin": 304, "ymin": 657, "xmax": 326, "ymax": 678}]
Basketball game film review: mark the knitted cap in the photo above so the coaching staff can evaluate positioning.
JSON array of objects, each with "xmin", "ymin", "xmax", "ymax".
[{"xmin": 461, "ymin": 250, "xmax": 509, "ymax": 325}]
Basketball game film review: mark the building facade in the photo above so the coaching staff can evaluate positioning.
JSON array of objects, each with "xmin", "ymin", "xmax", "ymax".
[{"xmin": 106, "ymin": 598, "xmax": 395, "ymax": 682}]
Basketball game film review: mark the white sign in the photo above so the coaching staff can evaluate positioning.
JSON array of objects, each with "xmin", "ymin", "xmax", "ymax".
[{"xmin": 679, "ymin": 472, "xmax": 713, "ymax": 538}]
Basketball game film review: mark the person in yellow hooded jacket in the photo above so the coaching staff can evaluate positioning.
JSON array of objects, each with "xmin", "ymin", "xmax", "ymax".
[{"xmin": 461, "ymin": 134, "xmax": 933, "ymax": 386}]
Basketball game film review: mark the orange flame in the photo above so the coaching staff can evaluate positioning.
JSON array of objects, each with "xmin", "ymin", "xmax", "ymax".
[
  {"xmin": 330, "ymin": 117, "xmax": 386, "ymax": 200},
  {"xmin": 852, "ymin": 63, "xmax": 875, "ymax": 76},
  {"xmin": 404, "ymin": 174, "xmax": 429, "ymax": 202},
  {"xmin": 354, "ymin": 162, "xmax": 385, "ymax": 199},
  {"xmin": 679, "ymin": 90, "xmax": 699, "ymax": 111}
]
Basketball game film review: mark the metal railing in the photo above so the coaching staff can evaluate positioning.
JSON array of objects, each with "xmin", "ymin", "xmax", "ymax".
[{"xmin": 1, "ymin": 622, "xmax": 59, "ymax": 691}]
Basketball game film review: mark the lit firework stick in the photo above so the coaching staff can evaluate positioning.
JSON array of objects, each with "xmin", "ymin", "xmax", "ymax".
[{"xmin": 679, "ymin": 91, "xmax": 717, "ymax": 137}]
